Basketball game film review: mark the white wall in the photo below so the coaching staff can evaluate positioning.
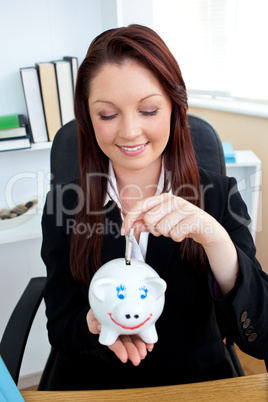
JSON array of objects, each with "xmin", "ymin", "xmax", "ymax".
[
  {"xmin": 0, "ymin": 0, "xmax": 157, "ymax": 115},
  {"xmin": 101, "ymin": 0, "xmax": 118, "ymax": 31},
  {"xmin": 0, "ymin": 0, "xmax": 156, "ymax": 119},
  {"xmin": 0, "ymin": 0, "xmax": 105, "ymax": 117},
  {"xmin": 116, "ymin": 0, "xmax": 154, "ymax": 27}
]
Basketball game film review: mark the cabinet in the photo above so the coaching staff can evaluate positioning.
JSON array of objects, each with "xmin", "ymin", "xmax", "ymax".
[
  {"xmin": 0, "ymin": 143, "xmax": 51, "ymax": 244},
  {"xmin": 0, "ymin": 144, "xmax": 51, "ymax": 389},
  {"xmin": 0, "ymin": 146, "xmax": 262, "ymax": 388},
  {"xmin": 226, "ymin": 150, "xmax": 261, "ymax": 240}
]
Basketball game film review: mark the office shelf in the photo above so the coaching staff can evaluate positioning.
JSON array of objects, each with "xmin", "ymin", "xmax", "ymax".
[
  {"xmin": 226, "ymin": 150, "xmax": 261, "ymax": 239},
  {"xmin": 0, "ymin": 144, "xmax": 50, "ymax": 245},
  {"xmin": 0, "ymin": 206, "xmax": 43, "ymax": 245}
]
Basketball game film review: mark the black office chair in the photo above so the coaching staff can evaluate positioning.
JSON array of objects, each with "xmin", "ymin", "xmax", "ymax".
[{"xmin": 1, "ymin": 115, "xmax": 266, "ymax": 388}]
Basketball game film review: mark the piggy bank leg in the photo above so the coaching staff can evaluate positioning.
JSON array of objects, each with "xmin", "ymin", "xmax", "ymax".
[
  {"xmin": 139, "ymin": 325, "xmax": 158, "ymax": 344},
  {"xmin": 98, "ymin": 325, "xmax": 119, "ymax": 346}
]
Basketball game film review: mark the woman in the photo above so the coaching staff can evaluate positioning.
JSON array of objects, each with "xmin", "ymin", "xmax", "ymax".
[{"xmin": 41, "ymin": 25, "xmax": 268, "ymax": 390}]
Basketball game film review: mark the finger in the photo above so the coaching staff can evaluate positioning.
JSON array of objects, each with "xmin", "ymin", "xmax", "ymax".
[
  {"xmin": 146, "ymin": 343, "xmax": 154, "ymax": 352},
  {"xmin": 108, "ymin": 338, "xmax": 128, "ymax": 363},
  {"xmin": 86, "ymin": 309, "xmax": 101, "ymax": 334},
  {"xmin": 132, "ymin": 219, "xmax": 150, "ymax": 234},
  {"xmin": 121, "ymin": 335, "xmax": 143, "ymax": 366},
  {"xmin": 133, "ymin": 220, "xmax": 162, "ymax": 237},
  {"xmin": 132, "ymin": 335, "xmax": 148, "ymax": 359},
  {"xmin": 122, "ymin": 195, "xmax": 163, "ymax": 235},
  {"xmin": 169, "ymin": 213, "xmax": 201, "ymax": 243},
  {"xmin": 153, "ymin": 209, "xmax": 183, "ymax": 237}
]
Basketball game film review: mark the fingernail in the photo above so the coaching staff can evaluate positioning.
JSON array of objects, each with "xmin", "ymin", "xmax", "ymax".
[
  {"xmin": 97, "ymin": 324, "xmax": 101, "ymax": 331},
  {"xmin": 121, "ymin": 227, "xmax": 125, "ymax": 235}
]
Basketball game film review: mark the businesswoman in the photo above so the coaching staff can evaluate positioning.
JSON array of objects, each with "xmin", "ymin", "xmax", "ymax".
[{"xmin": 41, "ymin": 25, "xmax": 268, "ymax": 390}]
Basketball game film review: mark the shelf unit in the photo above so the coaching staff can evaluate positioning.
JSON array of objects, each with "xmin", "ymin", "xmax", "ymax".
[
  {"xmin": 0, "ymin": 213, "xmax": 43, "ymax": 245},
  {"xmin": 23, "ymin": 142, "xmax": 52, "ymax": 151},
  {"xmin": 0, "ymin": 142, "xmax": 52, "ymax": 383},
  {"xmin": 0, "ymin": 142, "xmax": 51, "ymax": 245},
  {"xmin": 226, "ymin": 150, "xmax": 261, "ymax": 239}
]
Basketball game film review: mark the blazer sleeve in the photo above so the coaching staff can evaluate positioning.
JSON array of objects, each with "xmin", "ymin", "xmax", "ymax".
[
  {"xmin": 41, "ymin": 185, "xmax": 111, "ymax": 362},
  {"xmin": 206, "ymin": 174, "xmax": 268, "ymax": 359}
]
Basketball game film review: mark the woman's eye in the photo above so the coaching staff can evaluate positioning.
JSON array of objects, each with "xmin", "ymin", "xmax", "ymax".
[
  {"xmin": 99, "ymin": 114, "xmax": 117, "ymax": 121},
  {"xmin": 141, "ymin": 110, "xmax": 158, "ymax": 117}
]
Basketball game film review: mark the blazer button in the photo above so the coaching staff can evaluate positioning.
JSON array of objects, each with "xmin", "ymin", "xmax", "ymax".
[
  {"xmin": 245, "ymin": 326, "xmax": 254, "ymax": 336},
  {"xmin": 243, "ymin": 318, "xmax": 251, "ymax": 329},
  {"xmin": 248, "ymin": 333, "xmax": 258, "ymax": 342},
  {"xmin": 240, "ymin": 311, "xmax": 248, "ymax": 322}
]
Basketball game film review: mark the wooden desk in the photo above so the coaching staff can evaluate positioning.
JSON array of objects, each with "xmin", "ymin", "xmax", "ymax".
[{"xmin": 21, "ymin": 373, "xmax": 268, "ymax": 401}]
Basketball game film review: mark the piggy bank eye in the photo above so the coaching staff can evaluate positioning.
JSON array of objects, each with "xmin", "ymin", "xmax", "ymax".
[
  {"xmin": 139, "ymin": 286, "xmax": 148, "ymax": 299},
  {"xmin": 116, "ymin": 284, "xmax": 126, "ymax": 300}
]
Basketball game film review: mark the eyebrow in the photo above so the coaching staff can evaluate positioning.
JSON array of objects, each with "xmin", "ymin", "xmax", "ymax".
[{"xmin": 93, "ymin": 94, "xmax": 163, "ymax": 105}]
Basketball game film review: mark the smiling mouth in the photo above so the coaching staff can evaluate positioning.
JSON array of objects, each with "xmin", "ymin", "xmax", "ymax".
[
  {"xmin": 108, "ymin": 313, "xmax": 153, "ymax": 330},
  {"xmin": 117, "ymin": 142, "xmax": 149, "ymax": 152}
]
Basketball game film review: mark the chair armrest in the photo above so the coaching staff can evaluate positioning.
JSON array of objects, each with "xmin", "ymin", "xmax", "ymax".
[{"xmin": 0, "ymin": 277, "xmax": 46, "ymax": 384}]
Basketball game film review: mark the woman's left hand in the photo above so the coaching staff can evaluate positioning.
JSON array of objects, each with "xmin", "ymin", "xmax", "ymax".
[
  {"xmin": 87, "ymin": 309, "xmax": 154, "ymax": 365},
  {"xmin": 121, "ymin": 193, "xmax": 239, "ymax": 295}
]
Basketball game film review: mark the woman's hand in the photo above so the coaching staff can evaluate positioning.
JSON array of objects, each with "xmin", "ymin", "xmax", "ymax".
[
  {"xmin": 121, "ymin": 193, "xmax": 239, "ymax": 295},
  {"xmin": 121, "ymin": 193, "xmax": 220, "ymax": 245},
  {"xmin": 86, "ymin": 309, "xmax": 154, "ymax": 365}
]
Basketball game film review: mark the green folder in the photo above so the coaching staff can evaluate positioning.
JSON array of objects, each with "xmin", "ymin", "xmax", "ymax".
[{"xmin": 0, "ymin": 115, "xmax": 24, "ymax": 130}]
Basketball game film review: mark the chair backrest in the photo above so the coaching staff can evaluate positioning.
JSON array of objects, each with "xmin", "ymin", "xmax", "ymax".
[
  {"xmin": 50, "ymin": 114, "xmax": 226, "ymax": 186},
  {"xmin": 50, "ymin": 119, "xmax": 79, "ymax": 187},
  {"xmin": 188, "ymin": 114, "xmax": 226, "ymax": 175}
]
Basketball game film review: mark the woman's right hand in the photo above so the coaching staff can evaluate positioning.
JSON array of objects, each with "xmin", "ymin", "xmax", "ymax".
[{"xmin": 86, "ymin": 309, "xmax": 154, "ymax": 366}]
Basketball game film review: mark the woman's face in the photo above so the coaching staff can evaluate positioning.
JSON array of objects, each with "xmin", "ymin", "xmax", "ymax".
[{"xmin": 88, "ymin": 60, "xmax": 172, "ymax": 176}]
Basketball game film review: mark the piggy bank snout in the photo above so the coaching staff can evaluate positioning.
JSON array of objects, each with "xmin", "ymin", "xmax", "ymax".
[{"xmin": 113, "ymin": 303, "xmax": 146, "ymax": 326}]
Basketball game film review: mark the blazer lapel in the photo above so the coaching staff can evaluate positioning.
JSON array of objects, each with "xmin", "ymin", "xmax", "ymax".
[
  {"xmin": 145, "ymin": 234, "xmax": 177, "ymax": 279},
  {"xmin": 101, "ymin": 201, "xmax": 125, "ymax": 265}
]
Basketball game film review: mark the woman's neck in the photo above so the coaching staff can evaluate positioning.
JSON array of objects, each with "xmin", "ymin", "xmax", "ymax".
[{"xmin": 112, "ymin": 158, "xmax": 162, "ymax": 215}]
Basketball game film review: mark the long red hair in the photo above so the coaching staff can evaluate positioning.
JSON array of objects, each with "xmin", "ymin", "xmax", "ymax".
[{"xmin": 71, "ymin": 25, "xmax": 206, "ymax": 284}]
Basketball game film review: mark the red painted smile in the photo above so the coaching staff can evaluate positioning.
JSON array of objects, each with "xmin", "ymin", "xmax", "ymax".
[{"xmin": 108, "ymin": 313, "xmax": 153, "ymax": 330}]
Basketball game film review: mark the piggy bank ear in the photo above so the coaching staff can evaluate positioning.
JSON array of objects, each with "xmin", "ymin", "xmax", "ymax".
[
  {"xmin": 146, "ymin": 277, "xmax": 166, "ymax": 300},
  {"xmin": 91, "ymin": 278, "xmax": 115, "ymax": 302}
]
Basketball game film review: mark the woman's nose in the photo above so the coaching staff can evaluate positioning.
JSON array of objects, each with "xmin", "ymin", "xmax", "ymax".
[{"xmin": 119, "ymin": 115, "xmax": 142, "ymax": 139}]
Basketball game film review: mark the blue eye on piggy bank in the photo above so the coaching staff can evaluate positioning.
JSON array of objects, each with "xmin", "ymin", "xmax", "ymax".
[{"xmin": 88, "ymin": 258, "xmax": 167, "ymax": 346}]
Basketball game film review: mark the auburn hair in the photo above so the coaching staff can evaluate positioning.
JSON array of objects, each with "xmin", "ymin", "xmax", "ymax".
[{"xmin": 70, "ymin": 24, "xmax": 206, "ymax": 284}]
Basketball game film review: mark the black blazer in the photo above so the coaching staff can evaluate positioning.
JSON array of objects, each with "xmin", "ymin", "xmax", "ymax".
[{"xmin": 41, "ymin": 169, "xmax": 268, "ymax": 390}]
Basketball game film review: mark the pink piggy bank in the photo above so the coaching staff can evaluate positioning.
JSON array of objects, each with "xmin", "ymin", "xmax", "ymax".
[{"xmin": 89, "ymin": 258, "xmax": 167, "ymax": 345}]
